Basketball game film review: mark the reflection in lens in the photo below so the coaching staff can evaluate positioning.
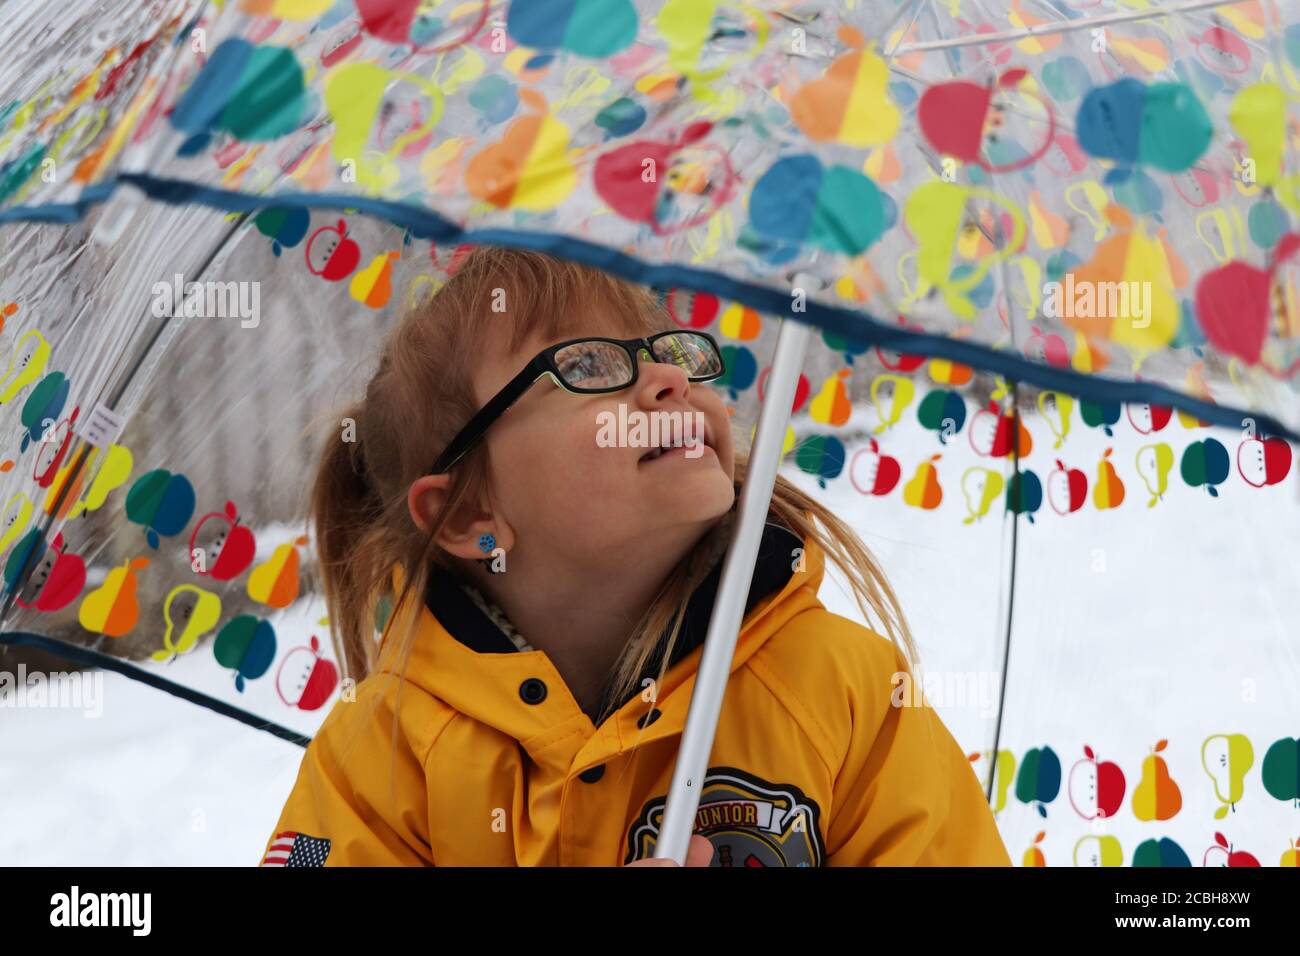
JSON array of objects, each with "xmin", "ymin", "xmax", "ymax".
[
  {"xmin": 554, "ymin": 341, "xmax": 633, "ymax": 390},
  {"xmin": 653, "ymin": 333, "xmax": 722, "ymax": 378}
]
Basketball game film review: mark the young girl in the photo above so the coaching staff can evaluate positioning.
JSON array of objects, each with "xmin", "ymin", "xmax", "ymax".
[{"xmin": 261, "ymin": 246, "xmax": 1011, "ymax": 868}]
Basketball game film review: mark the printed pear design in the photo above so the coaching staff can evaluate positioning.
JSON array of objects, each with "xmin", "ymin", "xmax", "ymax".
[
  {"xmin": 1023, "ymin": 830, "xmax": 1046, "ymax": 867},
  {"xmin": 247, "ymin": 534, "xmax": 308, "ymax": 609},
  {"xmin": 1132, "ymin": 738, "xmax": 1182, "ymax": 821},
  {"xmin": 1282, "ymin": 837, "xmax": 1300, "ymax": 868},
  {"xmin": 349, "ymin": 250, "xmax": 400, "ymax": 309},
  {"xmin": 1201, "ymin": 733, "xmax": 1254, "ymax": 819},
  {"xmin": 79, "ymin": 556, "xmax": 149, "ymax": 637},
  {"xmin": 1093, "ymin": 447, "xmax": 1125, "ymax": 509},
  {"xmin": 903, "ymin": 454, "xmax": 943, "ymax": 510},
  {"xmin": 808, "ymin": 369, "xmax": 852, "ymax": 426},
  {"xmin": 1074, "ymin": 834, "xmax": 1124, "ymax": 867}
]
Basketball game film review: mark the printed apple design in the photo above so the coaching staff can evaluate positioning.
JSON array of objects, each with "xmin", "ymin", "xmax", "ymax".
[
  {"xmin": 1133, "ymin": 837, "xmax": 1192, "ymax": 867},
  {"xmin": 1024, "ymin": 326, "xmax": 1069, "ymax": 368},
  {"xmin": 1132, "ymin": 738, "xmax": 1182, "ymax": 821},
  {"xmin": 968, "ymin": 401, "xmax": 1032, "ymax": 458},
  {"xmin": 1180, "ymin": 437, "xmax": 1230, "ymax": 497},
  {"xmin": 189, "ymin": 500, "xmax": 257, "ymax": 581},
  {"xmin": 320, "ymin": 17, "xmax": 363, "ymax": 67},
  {"xmin": 1261, "ymin": 736, "xmax": 1300, "ymax": 806},
  {"xmin": 917, "ymin": 389, "xmax": 967, "ymax": 444},
  {"xmin": 275, "ymin": 635, "xmax": 340, "ymax": 711},
  {"xmin": 305, "ymin": 220, "xmax": 361, "ymax": 282},
  {"xmin": 1016, "ymin": 746, "xmax": 1062, "ymax": 818},
  {"xmin": 875, "ymin": 317, "xmax": 926, "ymax": 372},
  {"xmin": 1195, "ymin": 233, "xmax": 1300, "ymax": 366},
  {"xmin": 1068, "ymin": 744, "xmax": 1127, "ymax": 820},
  {"xmin": 848, "ymin": 439, "xmax": 901, "ymax": 497},
  {"xmin": 13, "ymin": 531, "xmax": 85, "ymax": 613},
  {"xmin": 355, "ymin": 0, "xmax": 489, "ymax": 51},
  {"xmin": 1202, "ymin": 831, "xmax": 1260, "ymax": 867},
  {"xmin": 756, "ymin": 368, "xmax": 810, "ymax": 414},
  {"xmin": 593, "ymin": 121, "xmax": 738, "ymax": 235},
  {"xmin": 32, "ymin": 408, "xmax": 78, "ymax": 488},
  {"xmin": 1047, "ymin": 458, "xmax": 1087, "ymax": 515},
  {"xmin": 1191, "ymin": 25, "xmax": 1251, "ymax": 75},
  {"xmin": 918, "ymin": 68, "xmax": 1057, "ymax": 173},
  {"xmin": 214, "ymin": 614, "xmax": 277, "ymax": 693},
  {"xmin": 665, "ymin": 288, "xmax": 720, "ymax": 329},
  {"xmin": 1236, "ymin": 434, "xmax": 1292, "ymax": 487},
  {"xmin": 1125, "ymin": 401, "xmax": 1172, "ymax": 434}
]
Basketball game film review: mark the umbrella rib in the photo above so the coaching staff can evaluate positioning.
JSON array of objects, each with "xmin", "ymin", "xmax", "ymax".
[{"xmin": 891, "ymin": 0, "xmax": 1252, "ymax": 54}]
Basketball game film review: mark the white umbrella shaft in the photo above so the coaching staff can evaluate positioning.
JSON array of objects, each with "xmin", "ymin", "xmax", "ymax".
[{"xmin": 653, "ymin": 318, "xmax": 812, "ymax": 864}]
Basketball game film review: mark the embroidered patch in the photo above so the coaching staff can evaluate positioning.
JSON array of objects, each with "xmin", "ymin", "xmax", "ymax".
[
  {"xmin": 261, "ymin": 830, "xmax": 332, "ymax": 867},
  {"xmin": 625, "ymin": 766, "xmax": 825, "ymax": 867}
]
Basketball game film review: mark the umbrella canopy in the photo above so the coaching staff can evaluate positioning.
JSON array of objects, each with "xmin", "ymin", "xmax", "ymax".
[{"xmin": 0, "ymin": 0, "xmax": 1297, "ymax": 866}]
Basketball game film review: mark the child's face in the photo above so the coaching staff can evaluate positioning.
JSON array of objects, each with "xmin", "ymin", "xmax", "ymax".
[{"xmin": 472, "ymin": 310, "xmax": 737, "ymax": 565}]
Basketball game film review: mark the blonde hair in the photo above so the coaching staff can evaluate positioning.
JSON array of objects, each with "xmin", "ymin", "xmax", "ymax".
[{"xmin": 309, "ymin": 246, "xmax": 917, "ymax": 737}]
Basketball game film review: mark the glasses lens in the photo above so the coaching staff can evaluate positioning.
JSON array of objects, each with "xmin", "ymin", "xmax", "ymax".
[
  {"xmin": 651, "ymin": 332, "xmax": 723, "ymax": 379},
  {"xmin": 553, "ymin": 340, "xmax": 635, "ymax": 390}
]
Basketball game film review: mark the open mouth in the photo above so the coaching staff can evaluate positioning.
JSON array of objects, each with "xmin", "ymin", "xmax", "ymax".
[{"xmin": 638, "ymin": 425, "xmax": 715, "ymax": 464}]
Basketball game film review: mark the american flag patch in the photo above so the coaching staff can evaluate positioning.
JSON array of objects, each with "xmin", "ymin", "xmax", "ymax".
[{"xmin": 261, "ymin": 830, "xmax": 332, "ymax": 867}]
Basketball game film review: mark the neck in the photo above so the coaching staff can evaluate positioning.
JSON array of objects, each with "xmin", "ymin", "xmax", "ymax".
[{"xmin": 475, "ymin": 521, "xmax": 718, "ymax": 719}]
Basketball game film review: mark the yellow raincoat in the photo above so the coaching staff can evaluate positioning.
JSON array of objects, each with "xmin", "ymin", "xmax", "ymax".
[{"xmin": 261, "ymin": 517, "xmax": 1011, "ymax": 867}]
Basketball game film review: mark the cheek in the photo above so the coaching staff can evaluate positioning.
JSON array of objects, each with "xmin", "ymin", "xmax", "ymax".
[{"xmin": 493, "ymin": 409, "xmax": 620, "ymax": 493}]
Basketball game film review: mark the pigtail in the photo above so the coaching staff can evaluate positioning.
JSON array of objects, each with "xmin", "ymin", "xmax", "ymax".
[{"xmin": 310, "ymin": 402, "xmax": 387, "ymax": 681}]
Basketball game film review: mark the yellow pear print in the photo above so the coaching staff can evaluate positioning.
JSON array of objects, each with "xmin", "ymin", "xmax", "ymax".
[{"xmin": 809, "ymin": 370, "xmax": 852, "ymax": 426}]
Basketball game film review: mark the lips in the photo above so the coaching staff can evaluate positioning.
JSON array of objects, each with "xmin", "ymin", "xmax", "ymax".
[{"xmin": 637, "ymin": 422, "xmax": 715, "ymax": 464}]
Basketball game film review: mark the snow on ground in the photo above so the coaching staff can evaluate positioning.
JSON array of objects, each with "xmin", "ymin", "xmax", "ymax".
[{"xmin": 2, "ymin": 406, "xmax": 1297, "ymax": 865}]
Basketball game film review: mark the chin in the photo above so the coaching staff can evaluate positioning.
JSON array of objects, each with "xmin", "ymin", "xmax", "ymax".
[{"xmin": 646, "ymin": 462, "xmax": 736, "ymax": 519}]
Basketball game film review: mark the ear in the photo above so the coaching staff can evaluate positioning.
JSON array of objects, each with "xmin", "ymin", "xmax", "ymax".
[{"xmin": 406, "ymin": 474, "xmax": 510, "ymax": 561}]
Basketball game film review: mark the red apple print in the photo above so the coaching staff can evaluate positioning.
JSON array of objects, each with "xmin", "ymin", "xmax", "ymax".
[
  {"xmin": 1195, "ymin": 232, "xmax": 1300, "ymax": 366},
  {"xmin": 189, "ymin": 500, "xmax": 257, "ymax": 582},
  {"xmin": 306, "ymin": 220, "xmax": 361, "ymax": 281},
  {"xmin": 17, "ymin": 532, "xmax": 86, "ymax": 613}
]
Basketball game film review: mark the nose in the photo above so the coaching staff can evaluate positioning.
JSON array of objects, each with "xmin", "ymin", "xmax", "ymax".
[{"xmin": 634, "ymin": 347, "xmax": 691, "ymax": 405}]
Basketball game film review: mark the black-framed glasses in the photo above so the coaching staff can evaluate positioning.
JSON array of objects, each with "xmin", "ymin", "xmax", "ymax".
[{"xmin": 428, "ymin": 330, "xmax": 726, "ymax": 475}]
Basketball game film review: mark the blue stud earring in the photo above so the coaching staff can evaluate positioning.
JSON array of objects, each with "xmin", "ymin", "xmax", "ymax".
[{"xmin": 479, "ymin": 533, "xmax": 502, "ymax": 573}]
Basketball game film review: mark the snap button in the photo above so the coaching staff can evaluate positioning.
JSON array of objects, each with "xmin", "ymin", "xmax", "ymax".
[
  {"xmin": 518, "ymin": 678, "xmax": 547, "ymax": 705},
  {"xmin": 636, "ymin": 708, "xmax": 662, "ymax": 729},
  {"xmin": 578, "ymin": 764, "xmax": 606, "ymax": 783}
]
